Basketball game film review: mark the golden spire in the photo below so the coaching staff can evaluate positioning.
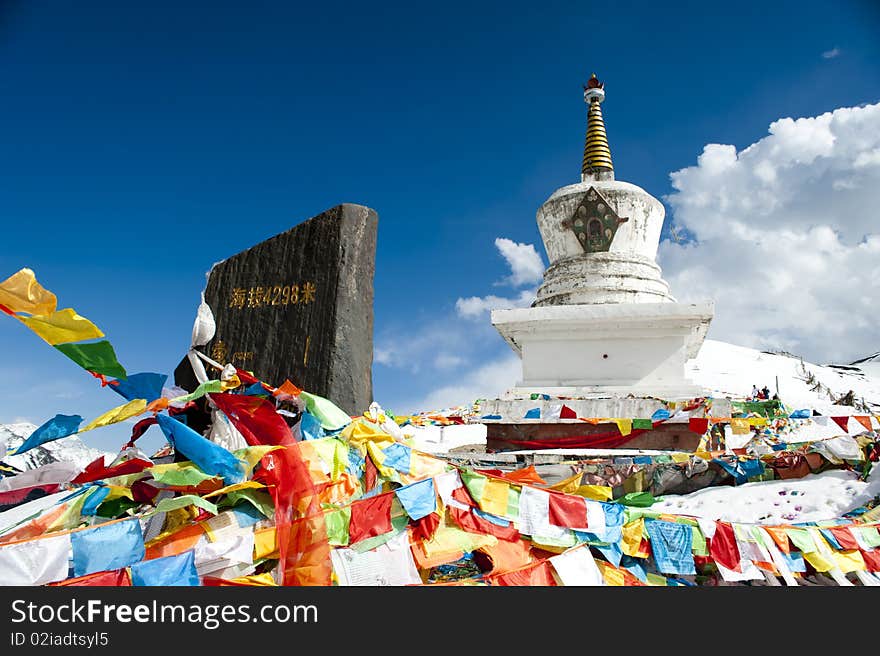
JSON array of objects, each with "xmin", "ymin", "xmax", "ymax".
[{"xmin": 581, "ymin": 73, "xmax": 614, "ymax": 181}]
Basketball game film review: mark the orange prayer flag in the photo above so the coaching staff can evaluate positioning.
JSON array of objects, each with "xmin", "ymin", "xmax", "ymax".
[
  {"xmin": 854, "ymin": 416, "xmax": 873, "ymax": 432},
  {"xmin": 274, "ymin": 379, "xmax": 302, "ymax": 399}
]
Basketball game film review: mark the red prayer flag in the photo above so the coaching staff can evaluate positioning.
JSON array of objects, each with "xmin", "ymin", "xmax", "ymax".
[
  {"xmin": 210, "ymin": 393, "xmax": 330, "ymax": 586},
  {"xmin": 547, "ymin": 491, "xmax": 588, "ymax": 529},
  {"xmin": 348, "ymin": 492, "xmax": 394, "ymax": 544},
  {"xmin": 449, "ymin": 505, "xmax": 519, "ymax": 542},
  {"xmin": 411, "ymin": 512, "xmax": 441, "ymax": 542},
  {"xmin": 689, "ymin": 417, "xmax": 710, "ymax": 434},
  {"xmin": 709, "ymin": 521, "xmax": 741, "ymax": 572},
  {"xmin": 559, "ymin": 405, "xmax": 577, "ymax": 419},
  {"xmin": 475, "ymin": 465, "xmax": 547, "ymax": 485},
  {"xmin": 452, "ymin": 485, "xmax": 477, "ymax": 507},
  {"xmin": 860, "ymin": 549, "xmax": 880, "ymax": 572},
  {"xmin": 831, "ymin": 416, "xmax": 851, "ymax": 433},
  {"xmin": 70, "ymin": 456, "xmax": 152, "ymax": 485},
  {"xmin": 854, "ymin": 416, "xmax": 873, "ymax": 432},
  {"xmin": 50, "ymin": 569, "xmax": 131, "ymax": 586},
  {"xmin": 829, "ymin": 526, "xmax": 860, "ymax": 551}
]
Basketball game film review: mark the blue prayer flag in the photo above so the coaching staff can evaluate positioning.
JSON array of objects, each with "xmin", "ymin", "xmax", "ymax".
[
  {"xmin": 382, "ymin": 443, "xmax": 412, "ymax": 474},
  {"xmin": 645, "ymin": 519, "xmax": 696, "ymax": 576},
  {"xmin": 524, "ymin": 408, "xmax": 541, "ymax": 419},
  {"xmin": 156, "ymin": 414, "xmax": 243, "ymax": 484},
  {"xmin": 394, "ymin": 478, "xmax": 436, "ymax": 520},
  {"xmin": 651, "ymin": 408, "xmax": 671, "ymax": 421},
  {"xmin": 131, "ymin": 550, "xmax": 199, "ymax": 586},
  {"xmin": 81, "ymin": 486, "xmax": 111, "ymax": 516},
  {"xmin": 11, "ymin": 414, "xmax": 83, "ymax": 455},
  {"xmin": 299, "ymin": 411, "xmax": 325, "ymax": 441},
  {"xmin": 71, "ymin": 518, "xmax": 145, "ymax": 577},
  {"xmin": 110, "ymin": 372, "xmax": 167, "ymax": 403}
]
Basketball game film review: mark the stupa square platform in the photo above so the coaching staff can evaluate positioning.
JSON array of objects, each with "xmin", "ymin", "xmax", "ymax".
[{"xmin": 492, "ymin": 301, "xmax": 714, "ymax": 400}]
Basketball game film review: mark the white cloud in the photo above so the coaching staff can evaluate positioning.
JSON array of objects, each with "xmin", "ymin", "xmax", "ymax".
[
  {"xmin": 455, "ymin": 288, "xmax": 537, "ymax": 319},
  {"xmin": 411, "ymin": 354, "xmax": 522, "ymax": 412},
  {"xmin": 494, "ymin": 237, "xmax": 545, "ymax": 287},
  {"xmin": 822, "ymin": 47, "xmax": 840, "ymax": 59},
  {"xmin": 434, "ymin": 353, "xmax": 464, "ymax": 370},
  {"xmin": 659, "ymin": 102, "xmax": 880, "ymax": 364}
]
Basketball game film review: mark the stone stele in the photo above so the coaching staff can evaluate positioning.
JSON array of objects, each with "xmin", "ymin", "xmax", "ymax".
[{"xmin": 175, "ymin": 203, "xmax": 377, "ymax": 416}]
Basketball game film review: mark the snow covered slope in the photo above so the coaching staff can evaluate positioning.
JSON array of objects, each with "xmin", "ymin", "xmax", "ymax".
[
  {"xmin": 689, "ymin": 339, "xmax": 880, "ymax": 414},
  {"xmin": 0, "ymin": 422, "xmax": 107, "ymax": 472}
]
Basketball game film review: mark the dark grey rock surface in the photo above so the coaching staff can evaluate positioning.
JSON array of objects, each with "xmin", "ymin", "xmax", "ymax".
[{"xmin": 175, "ymin": 203, "xmax": 377, "ymax": 416}]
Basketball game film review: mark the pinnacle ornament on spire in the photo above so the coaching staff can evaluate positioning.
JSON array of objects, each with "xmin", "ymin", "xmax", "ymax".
[{"xmin": 581, "ymin": 73, "xmax": 614, "ymax": 181}]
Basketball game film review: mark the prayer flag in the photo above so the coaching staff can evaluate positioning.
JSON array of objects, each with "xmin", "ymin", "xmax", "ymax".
[
  {"xmin": 395, "ymin": 478, "xmax": 436, "ymax": 521},
  {"xmin": 18, "ymin": 308, "xmax": 103, "ymax": 345},
  {"xmin": 0, "ymin": 268, "xmax": 56, "ymax": 315},
  {"xmin": 54, "ymin": 340, "xmax": 127, "ymax": 379},
  {"xmin": 9, "ymin": 414, "xmax": 82, "ymax": 455},
  {"xmin": 156, "ymin": 414, "xmax": 244, "ymax": 484},
  {"xmin": 80, "ymin": 399, "xmax": 146, "ymax": 433},
  {"xmin": 348, "ymin": 492, "xmax": 394, "ymax": 544},
  {"xmin": 109, "ymin": 372, "xmax": 167, "ymax": 403},
  {"xmin": 71, "ymin": 518, "xmax": 145, "ymax": 577},
  {"xmin": 131, "ymin": 550, "xmax": 200, "ymax": 586}
]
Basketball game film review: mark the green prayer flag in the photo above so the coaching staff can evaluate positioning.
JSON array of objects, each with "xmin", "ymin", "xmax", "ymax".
[
  {"xmin": 95, "ymin": 497, "xmax": 139, "ymax": 518},
  {"xmin": 324, "ymin": 507, "xmax": 351, "ymax": 546},
  {"xmin": 218, "ymin": 489, "xmax": 274, "ymax": 518},
  {"xmin": 458, "ymin": 469, "xmax": 487, "ymax": 504},
  {"xmin": 616, "ymin": 491, "xmax": 656, "ymax": 507},
  {"xmin": 299, "ymin": 391, "xmax": 352, "ymax": 430},
  {"xmin": 854, "ymin": 525, "xmax": 880, "ymax": 548},
  {"xmin": 785, "ymin": 527, "xmax": 816, "ymax": 553},
  {"xmin": 54, "ymin": 340, "xmax": 127, "ymax": 378},
  {"xmin": 632, "ymin": 418, "xmax": 654, "ymax": 430},
  {"xmin": 169, "ymin": 379, "xmax": 224, "ymax": 404},
  {"xmin": 150, "ymin": 463, "xmax": 217, "ymax": 486},
  {"xmin": 506, "ymin": 485, "xmax": 520, "ymax": 520},
  {"xmin": 154, "ymin": 494, "xmax": 218, "ymax": 517}
]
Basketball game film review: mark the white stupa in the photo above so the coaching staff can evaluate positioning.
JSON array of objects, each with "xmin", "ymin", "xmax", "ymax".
[{"xmin": 492, "ymin": 74, "xmax": 714, "ymax": 401}]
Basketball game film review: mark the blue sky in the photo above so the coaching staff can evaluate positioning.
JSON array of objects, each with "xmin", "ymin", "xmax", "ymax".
[{"xmin": 2, "ymin": 0, "xmax": 879, "ymax": 454}]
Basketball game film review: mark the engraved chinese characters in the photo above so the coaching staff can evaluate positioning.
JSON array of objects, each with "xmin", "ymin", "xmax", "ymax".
[{"xmin": 227, "ymin": 282, "xmax": 317, "ymax": 309}]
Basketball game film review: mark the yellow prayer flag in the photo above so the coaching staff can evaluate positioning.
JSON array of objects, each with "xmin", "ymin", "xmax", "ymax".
[
  {"xmin": 342, "ymin": 419, "xmax": 395, "ymax": 451},
  {"xmin": 365, "ymin": 441, "xmax": 397, "ymax": 479},
  {"xmin": 833, "ymin": 550, "xmax": 866, "ymax": 574},
  {"xmin": 803, "ymin": 550, "xmax": 835, "ymax": 573},
  {"xmin": 575, "ymin": 484, "xmax": 613, "ymax": 502},
  {"xmin": 747, "ymin": 417, "xmax": 769, "ymax": 426},
  {"xmin": 548, "ymin": 472, "xmax": 583, "ymax": 494},
  {"xmin": 481, "ymin": 478, "xmax": 510, "ymax": 517},
  {"xmin": 222, "ymin": 573, "xmax": 278, "ymax": 586},
  {"xmin": 79, "ymin": 398, "xmax": 147, "ymax": 433},
  {"xmin": 730, "ymin": 418, "xmax": 751, "ymax": 435},
  {"xmin": 621, "ymin": 518, "xmax": 647, "ymax": 557},
  {"xmin": 597, "ymin": 561, "xmax": 625, "ymax": 586},
  {"xmin": 17, "ymin": 308, "xmax": 103, "ymax": 345},
  {"xmin": 234, "ymin": 445, "xmax": 283, "ymax": 477},
  {"xmin": 203, "ymin": 481, "xmax": 264, "ymax": 498},
  {"xmin": 614, "ymin": 418, "xmax": 632, "ymax": 436},
  {"xmin": 0, "ymin": 268, "xmax": 57, "ymax": 316},
  {"xmin": 253, "ymin": 527, "xmax": 278, "ymax": 560},
  {"xmin": 670, "ymin": 453, "xmax": 691, "ymax": 463}
]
